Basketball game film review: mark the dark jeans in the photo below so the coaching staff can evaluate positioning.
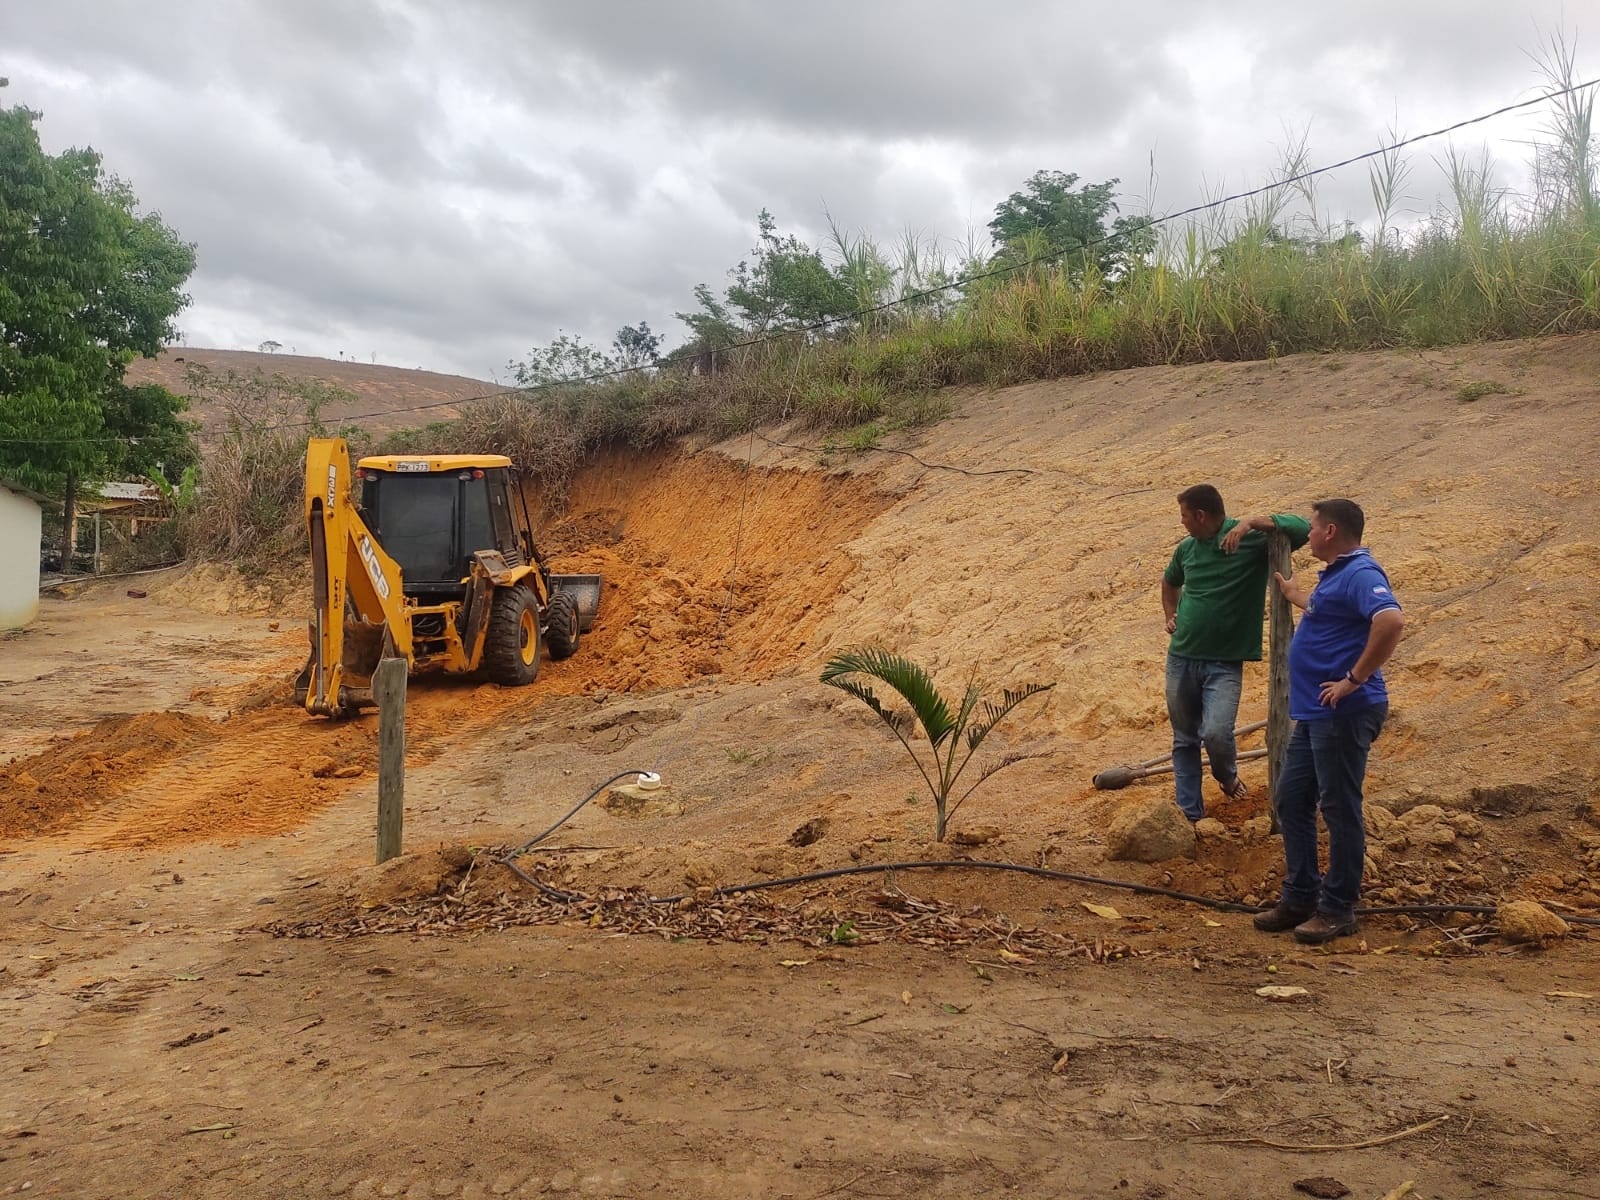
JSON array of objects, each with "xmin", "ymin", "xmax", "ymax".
[
  {"xmin": 1164, "ymin": 655, "xmax": 1244, "ymax": 821},
  {"xmin": 1274, "ymin": 704, "xmax": 1388, "ymax": 921}
]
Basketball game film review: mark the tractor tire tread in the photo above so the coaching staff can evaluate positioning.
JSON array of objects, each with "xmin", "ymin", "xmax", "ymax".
[
  {"xmin": 483, "ymin": 584, "xmax": 540, "ymax": 686},
  {"xmin": 546, "ymin": 590, "xmax": 581, "ymax": 660}
]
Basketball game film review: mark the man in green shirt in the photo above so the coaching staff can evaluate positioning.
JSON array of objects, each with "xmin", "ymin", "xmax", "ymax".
[{"xmin": 1161, "ymin": 484, "xmax": 1311, "ymax": 821}]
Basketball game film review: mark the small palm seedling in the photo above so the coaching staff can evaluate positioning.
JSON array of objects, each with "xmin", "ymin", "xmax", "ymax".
[{"xmin": 821, "ymin": 646, "xmax": 1054, "ymax": 842}]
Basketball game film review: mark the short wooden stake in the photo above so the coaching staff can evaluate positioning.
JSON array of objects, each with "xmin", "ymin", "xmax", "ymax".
[
  {"xmin": 1267, "ymin": 531, "xmax": 1293, "ymax": 833},
  {"xmin": 374, "ymin": 657, "xmax": 406, "ymax": 864}
]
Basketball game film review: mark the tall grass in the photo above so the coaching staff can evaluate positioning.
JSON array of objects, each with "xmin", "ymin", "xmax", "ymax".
[
  {"xmin": 181, "ymin": 366, "xmax": 363, "ymax": 565},
  {"xmin": 378, "ymin": 84, "xmax": 1596, "ymax": 500}
]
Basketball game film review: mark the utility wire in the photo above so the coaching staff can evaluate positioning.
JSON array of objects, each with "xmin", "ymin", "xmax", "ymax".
[{"xmin": 7, "ymin": 72, "xmax": 1597, "ymax": 449}]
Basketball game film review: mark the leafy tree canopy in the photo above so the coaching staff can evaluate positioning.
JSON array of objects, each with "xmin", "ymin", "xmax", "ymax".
[
  {"xmin": 0, "ymin": 94, "xmax": 196, "ymax": 493},
  {"xmin": 507, "ymin": 322, "xmax": 662, "ymax": 387},
  {"xmin": 611, "ymin": 321, "xmax": 661, "ymax": 369},
  {"xmin": 673, "ymin": 210, "xmax": 859, "ymax": 360},
  {"xmin": 725, "ymin": 210, "xmax": 857, "ymax": 333},
  {"xmin": 987, "ymin": 170, "xmax": 1155, "ymax": 278}
]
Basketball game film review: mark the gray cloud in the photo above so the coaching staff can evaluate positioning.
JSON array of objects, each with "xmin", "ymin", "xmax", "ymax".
[{"xmin": 1, "ymin": 0, "xmax": 1589, "ymax": 379}]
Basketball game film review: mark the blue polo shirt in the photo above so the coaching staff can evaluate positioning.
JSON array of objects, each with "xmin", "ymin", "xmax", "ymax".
[{"xmin": 1288, "ymin": 548, "xmax": 1400, "ymax": 721}]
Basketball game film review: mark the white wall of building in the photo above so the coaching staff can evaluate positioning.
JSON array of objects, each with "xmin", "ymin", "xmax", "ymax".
[{"xmin": 0, "ymin": 486, "xmax": 42, "ymax": 629}]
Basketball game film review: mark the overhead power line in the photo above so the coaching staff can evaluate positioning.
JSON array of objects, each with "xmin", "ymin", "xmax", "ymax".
[{"xmin": 4, "ymin": 72, "xmax": 1597, "ymax": 448}]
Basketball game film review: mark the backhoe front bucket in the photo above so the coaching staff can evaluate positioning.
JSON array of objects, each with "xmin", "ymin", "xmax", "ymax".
[{"xmin": 551, "ymin": 573, "xmax": 602, "ymax": 631}]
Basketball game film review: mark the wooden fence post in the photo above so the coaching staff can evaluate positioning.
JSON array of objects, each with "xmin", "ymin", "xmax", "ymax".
[
  {"xmin": 374, "ymin": 658, "xmax": 406, "ymax": 864},
  {"xmin": 1267, "ymin": 531, "xmax": 1293, "ymax": 833}
]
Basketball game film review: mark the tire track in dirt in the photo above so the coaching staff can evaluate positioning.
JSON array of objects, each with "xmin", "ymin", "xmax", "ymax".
[{"xmin": 82, "ymin": 711, "xmax": 357, "ymax": 850}]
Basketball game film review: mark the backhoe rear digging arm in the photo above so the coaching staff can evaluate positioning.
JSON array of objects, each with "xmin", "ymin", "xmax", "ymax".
[{"xmin": 297, "ymin": 438, "xmax": 414, "ymax": 717}]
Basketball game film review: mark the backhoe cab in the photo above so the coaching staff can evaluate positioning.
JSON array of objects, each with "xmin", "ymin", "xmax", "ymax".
[{"xmin": 293, "ymin": 438, "xmax": 599, "ymax": 718}]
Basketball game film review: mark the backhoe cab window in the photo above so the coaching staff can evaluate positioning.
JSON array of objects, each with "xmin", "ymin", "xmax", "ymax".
[
  {"xmin": 369, "ymin": 475, "xmax": 459, "ymax": 584},
  {"xmin": 361, "ymin": 470, "xmax": 506, "ymax": 589},
  {"xmin": 462, "ymin": 478, "xmax": 494, "ymax": 560}
]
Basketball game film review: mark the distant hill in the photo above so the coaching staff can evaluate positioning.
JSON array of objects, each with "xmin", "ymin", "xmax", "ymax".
[{"xmin": 124, "ymin": 348, "xmax": 507, "ymax": 437}]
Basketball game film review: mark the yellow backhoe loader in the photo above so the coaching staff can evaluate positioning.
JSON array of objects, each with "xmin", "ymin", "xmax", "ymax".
[{"xmin": 293, "ymin": 437, "xmax": 600, "ymax": 718}]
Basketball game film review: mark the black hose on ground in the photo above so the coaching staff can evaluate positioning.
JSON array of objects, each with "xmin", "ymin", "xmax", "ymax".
[
  {"xmin": 494, "ymin": 853, "xmax": 1600, "ymax": 927},
  {"xmin": 495, "ymin": 772, "xmax": 1600, "ymax": 926},
  {"xmin": 497, "ymin": 769, "xmax": 651, "ymax": 862}
]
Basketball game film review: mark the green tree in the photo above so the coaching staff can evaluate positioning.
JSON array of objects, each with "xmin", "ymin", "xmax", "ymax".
[
  {"xmin": 611, "ymin": 322, "xmax": 661, "ymax": 369},
  {"xmin": 670, "ymin": 282, "xmax": 742, "ymax": 370},
  {"xmin": 506, "ymin": 331, "xmax": 615, "ymax": 387},
  {"xmin": 674, "ymin": 211, "xmax": 858, "ymax": 357},
  {"xmin": 725, "ymin": 209, "xmax": 856, "ymax": 332},
  {"xmin": 987, "ymin": 170, "xmax": 1154, "ymax": 278},
  {"xmin": 508, "ymin": 322, "xmax": 663, "ymax": 387},
  {"xmin": 0, "ymin": 91, "xmax": 196, "ymax": 565}
]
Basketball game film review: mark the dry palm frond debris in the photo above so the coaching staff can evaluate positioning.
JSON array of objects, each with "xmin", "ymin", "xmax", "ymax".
[{"xmin": 264, "ymin": 873, "xmax": 1138, "ymax": 964}]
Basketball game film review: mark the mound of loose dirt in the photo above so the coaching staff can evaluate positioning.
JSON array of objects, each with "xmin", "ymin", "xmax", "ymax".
[
  {"xmin": 0, "ymin": 712, "xmax": 214, "ymax": 836},
  {"xmin": 542, "ymin": 448, "xmax": 893, "ymax": 686},
  {"xmin": 351, "ymin": 845, "xmax": 476, "ymax": 907},
  {"xmin": 140, "ymin": 561, "xmax": 308, "ymax": 618}
]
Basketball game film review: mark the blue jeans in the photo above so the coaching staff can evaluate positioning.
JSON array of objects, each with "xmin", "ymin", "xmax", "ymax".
[
  {"xmin": 1164, "ymin": 655, "xmax": 1244, "ymax": 821},
  {"xmin": 1273, "ymin": 704, "xmax": 1388, "ymax": 921}
]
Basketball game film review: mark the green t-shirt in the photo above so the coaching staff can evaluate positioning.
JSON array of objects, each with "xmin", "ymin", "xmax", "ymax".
[{"xmin": 1164, "ymin": 514, "xmax": 1311, "ymax": 662}]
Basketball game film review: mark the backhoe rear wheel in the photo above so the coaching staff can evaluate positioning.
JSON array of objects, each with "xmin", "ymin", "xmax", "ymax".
[
  {"xmin": 484, "ymin": 584, "xmax": 541, "ymax": 686},
  {"xmin": 545, "ymin": 589, "xmax": 581, "ymax": 660}
]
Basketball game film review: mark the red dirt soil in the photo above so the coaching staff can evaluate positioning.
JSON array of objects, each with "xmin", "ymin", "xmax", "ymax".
[
  {"xmin": 3, "ymin": 335, "xmax": 1598, "ymax": 1199},
  {"xmin": 0, "ymin": 451, "xmax": 889, "ymax": 848}
]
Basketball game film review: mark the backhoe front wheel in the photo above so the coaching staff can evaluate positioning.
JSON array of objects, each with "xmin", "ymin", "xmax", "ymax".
[
  {"xmin": 545, "ymin": 590, "xmax": 581, "ymax": 660},
  {"xmin": 484, "ymin": 584, "xmax": 541, "ymax": 686}
]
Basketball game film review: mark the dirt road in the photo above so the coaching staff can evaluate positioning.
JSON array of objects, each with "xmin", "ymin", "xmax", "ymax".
[{"xmin": 4, "ymin": 334, "xmax": 1599, "ymax": 1198}]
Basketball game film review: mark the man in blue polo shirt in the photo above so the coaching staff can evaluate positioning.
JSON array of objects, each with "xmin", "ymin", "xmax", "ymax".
[{"xmin": 1253, "ymin": 498, "xmax": 1404, "ymax": 945}]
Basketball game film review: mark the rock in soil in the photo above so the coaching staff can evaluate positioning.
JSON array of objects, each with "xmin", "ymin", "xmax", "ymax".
[
  {"xmin": 1293, "ymin": 1178, "xmax": 1351, "ymax": 1199},
  {"xmin": 1497, "ymin": 900, "xmax": 1570, "ymax": 945},
  {"xmin": 950, "ymin": 825, "xmax": 1001, "ymax": 846},
  {"xmin": 1106, "ymin": 797, "xmax": 1195, "ymax": 863}
]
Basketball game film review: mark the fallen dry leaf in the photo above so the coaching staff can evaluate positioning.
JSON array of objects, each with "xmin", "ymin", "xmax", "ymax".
[
  {"xmin": 778, "ymin": 959, "xmax": 810, "ymax": 969},
  {"xmin": 1202, "ymin": 919, "xmax": 1223, "ymax": 927},
  {"xmin": 1081, "ymin": 902, "xmax": 1122, "ymax": 920},
  {"xmin": 900, "ymin": 990, "xmax": 912, "ymax": 1005},
  {"xmin": 1051, "ymin": 1050, "xmax": 1071, "ymax": 1074},
  {"xmin": 35, "ymin": 1031, "xmax": 56, "ymax": 1048},
  {"xmin": 998, "ymin": 948, "xmax": 1034, "ymax": 965}
]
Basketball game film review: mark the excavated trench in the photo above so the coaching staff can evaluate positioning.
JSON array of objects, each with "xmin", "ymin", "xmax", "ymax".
[{"xmin": 0, "ymin": 447, "xmax": 891, "ymax": 847}]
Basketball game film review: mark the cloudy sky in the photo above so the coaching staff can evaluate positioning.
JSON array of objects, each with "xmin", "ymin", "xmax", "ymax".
[{"xmin": 3, "ymin": 1, "xmax": 1591, "ymax": 380}]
